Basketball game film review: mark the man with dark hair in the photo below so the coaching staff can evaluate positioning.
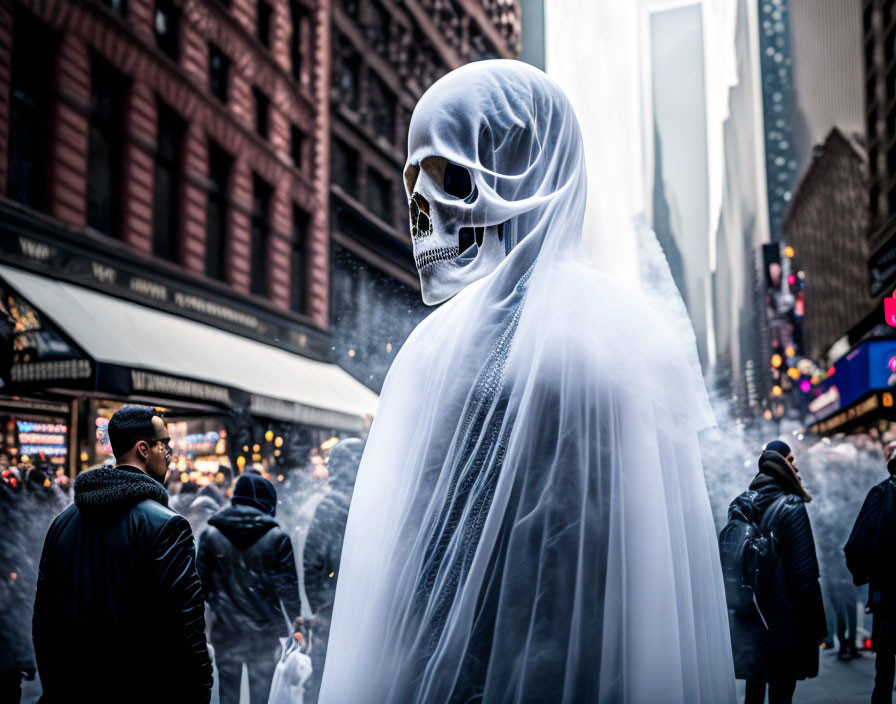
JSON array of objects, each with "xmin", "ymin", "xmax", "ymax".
[
  {"xmin": 198, "ymin": 473, "xmax": 300, "ymax": 704},
  {"xmin": 33, "ymin": 404, "xmax": 213, "ymax": 703},
  {"xmin": 845, "ymin": 440, "xmax": 896, "ymax": 704}
]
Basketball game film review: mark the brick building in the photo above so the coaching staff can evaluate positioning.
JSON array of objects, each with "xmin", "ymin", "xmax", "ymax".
[
  {"xmin": 0, "ymin": 0, "xmax": 378, "ymax": 476},
  {"xmin": 327, "ymin": 0, "xmax": 522, "ymax": 389}
]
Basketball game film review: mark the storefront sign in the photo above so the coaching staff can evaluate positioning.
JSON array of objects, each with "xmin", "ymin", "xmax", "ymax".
[
  {"xmin": 11, "ymin": 359, "xmax": 92, "ymax": 383},
  {"xmin": 0, "ymin": 211, "xmax": 328, "ymax": 361},
  {"xmin": 131, "ymin": 371, "xmax": 232, "ymax": 405}
]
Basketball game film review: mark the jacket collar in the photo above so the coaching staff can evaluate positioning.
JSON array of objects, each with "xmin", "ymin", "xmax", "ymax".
[
  {"xmin": 749, "ymin": 450, "xmax": 811, "ymax": 502},
  {"xmin": 74, "ymin": 465, "xmax": 169, "ymax": 510}
]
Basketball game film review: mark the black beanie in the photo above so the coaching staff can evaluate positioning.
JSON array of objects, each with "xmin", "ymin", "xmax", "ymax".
[
  {"xmin": 232, "ymin": 474, "xmax": 277, "ymax": 516},
  {"xmin": 764, "ymin": 440, "xmax": 792, "ymax": 458}
]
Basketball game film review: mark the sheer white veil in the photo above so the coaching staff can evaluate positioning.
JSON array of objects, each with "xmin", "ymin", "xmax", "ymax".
[{"xmin": 320, "ymin": 60, "xmax": 734, "ymax": 703}]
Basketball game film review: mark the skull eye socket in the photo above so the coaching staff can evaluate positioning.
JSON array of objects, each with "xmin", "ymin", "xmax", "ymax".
[
  {"xmin": 404, "ymin": 164, "xmax": 420, "ymax": 198},
  {"xmin": 443, "ymin": 162, "xmax": 473, "ymax": 199}
]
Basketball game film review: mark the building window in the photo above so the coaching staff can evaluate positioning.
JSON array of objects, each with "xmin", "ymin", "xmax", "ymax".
[
  {"xmin": 152, "ymin": 101, "xmax": 185, "ymax": 261},
  {"xmin": 368, "ymin": 74, "xmax": 396, "ymax": 143},
  {"xmin": 253, "ymin": 87, "xmax": 270, "ymax": 138},
  {"xmin": 257, "ymin": 0, "xmax": 273, "ymax": 47},
  {"xmin": 206, "ymin": 141, "xmax": 232, "ymax": 281},
  {"xmin": 154, "ymin": 0, "xmax": 180, "ymax": 61},
  {"xmin": 336, "ymin": 47, "xmax": 361, "ymax": 111},
  {"xmin": 291, "ymin": 206, "xmax": 309, "ymax": 313},
  {"xmin": 366, "ymin": 169, "xmax": 391, "ymax": 222},
  {"xmin": 250, "ymin": 175, "xmax": 272, "ymax": 297},
  {"xmin": 209, "ymin": 44, "xmax": 229, "ymax": 103},
  {"xmin": 290, "ymin": 126, "xmax": 304, "ymax": 170},
  {"xmin": 87, "ymin": 55, "xmax": 128, "ymax": 237},
  {"xmin": 367, "ymin": 1, "xmax": 389, "ymax": 50},
  {"xmin": 100, "ymin": 0, "xmax": 127, "ymax": 16},
  {"xmin": 332, "ymin": 139, "xmax": 358, "ymax": 198},
  {"xmin": 290, "ymin": 0, "xmax": 308, "ymax": 82},
  {"xmin": 7, "ymin": 8, "xmax": 57, "ymax": 211}
]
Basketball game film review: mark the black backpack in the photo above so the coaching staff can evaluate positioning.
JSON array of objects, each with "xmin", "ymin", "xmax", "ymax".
[{"xmin": 718, "ymin": 492, "xmax": 789, "ymax": 627}]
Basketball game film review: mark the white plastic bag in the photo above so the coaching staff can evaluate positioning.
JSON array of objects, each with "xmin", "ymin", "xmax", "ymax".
[{"xmin": 267, "ymin": 634, "xmax": 312, "ymax": 704}]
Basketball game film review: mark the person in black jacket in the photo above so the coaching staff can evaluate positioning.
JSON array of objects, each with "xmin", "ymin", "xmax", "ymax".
[
  {"xmin": 845, "ymin": 440, "xmax": 896, "ymax": 704},
  {"xmin": 302, "ymin": 437, "xmax": 363, "ymax": 703},
  {"xmin": 197, "ymin": 473, "xmax": 300, "ymax": 704},
  {"xmin": 728, "ymin": 440, "xmax": 827, "ymax": 704},
  {"xmin": 32, "ymin": 404, "xmax": 213, "ymax": 704}
]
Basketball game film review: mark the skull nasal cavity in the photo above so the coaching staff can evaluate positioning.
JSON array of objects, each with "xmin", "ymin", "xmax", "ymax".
[
  {"xmin": 444, "ymin": 162, "xmax": 473, "ymax": 199},
  {"xmin": 412, "ymin": 192, "xmax": 430, "ymax": 217}
]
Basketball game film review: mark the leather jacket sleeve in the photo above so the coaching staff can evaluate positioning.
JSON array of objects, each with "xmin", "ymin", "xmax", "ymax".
[
  {"xmin": 151, "ymin": 515, "xmax": 214, "ymax": 702},
  {"xmin": 275, "ymin": 532, "xmax": 302, "ymax": 621}
]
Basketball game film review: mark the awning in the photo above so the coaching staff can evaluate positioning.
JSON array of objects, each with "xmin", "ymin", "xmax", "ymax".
[{"xmin": 1, "ymin": 265, "xmax": 378, "ymax": 431}]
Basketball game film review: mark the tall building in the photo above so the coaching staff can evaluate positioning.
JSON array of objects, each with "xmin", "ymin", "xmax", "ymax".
[
  {"xmin": 864, "ymin": 0, "xmax": 896, "ymax": 278},
  {"xmin": 713, "ymin": 0, "xmax": 773, "ymax": 418},
  {"xmin": 784, "ymin": 129, "xmax": 870, "ymax": 364},
  {"xmin": 0, "ymin": 0, "xmax": 377, "ymax": 477},
  {"xmin": 327, "ymin": 0, "xmax": 521, "ymax": 390},
  {"xmin": 757, "ymin": 0, "xmax": 799, "ymax": 243}
]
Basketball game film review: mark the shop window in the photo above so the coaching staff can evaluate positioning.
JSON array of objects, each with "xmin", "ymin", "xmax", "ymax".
[
  {"xmin": 7, "ymin": 8, "xmax": 57, "ymax": 212},
  {"xmin": 337, "ymin": 47, "xmax": 361, "ymax": 112},
  {"xmin": 206, "ymin": 141, "xmax": 232, "ymax": 281},
  {"xmin": 332, "ymin": 139, "xmax": 358, "ymax": 198},
  {"xmin": 291, "ymin": 206, "xmax": 309, "ymax": 313},
  {"xmin": 152, "ymin": 101, "xmax": 185, "ymax": 261},
  {"xmin": 209, "ymin": 44, "xmax": 229, "ymax": 103},
  {"xmin": 253, "ymin": 87, "xmax": 270, "ymax": 138},
  {"xmin": 290, "ymin": 125, "xmax": 304, "ymax": 171},
  {"xmin": 251, "ymin": 175, "xmax": 272, "ymax": 297},
  {"xmin": 87, "ymin": 54, "xmax": 128, "ymax": 237},
  {"xmin": 257, "ymin": 0, "xmax": 273, "ymax": 47},
  {"xmin": 290, "ymin": 0, "xmax": 308, "ymax": 82},
  {"xmin": 366, "ymin": 168, "xmax": 391, "ymax": 222},
  {"xmin": 154, "ymin": 0, "xmax": 180, "ymax": 61}
]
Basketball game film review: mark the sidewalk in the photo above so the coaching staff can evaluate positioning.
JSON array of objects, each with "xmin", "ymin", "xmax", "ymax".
[{"xmin": 734, "ymin": 647, "xmax": 875, "ymax": 704}]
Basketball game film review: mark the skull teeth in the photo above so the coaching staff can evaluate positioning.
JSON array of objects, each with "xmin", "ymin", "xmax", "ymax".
[{"xmin": 414, "ymin": 245, "xmax": 460, "ymax": 270}]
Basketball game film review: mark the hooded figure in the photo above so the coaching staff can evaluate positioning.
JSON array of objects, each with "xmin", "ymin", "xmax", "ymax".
[
  {"xmin": 302, "ymin": 438, "xmax": 365, "ymax": 702},
  {"xmin": 319, "ymin": 61, "xmax": 734, "ymax": 704},
  {"xmin": 727, "ymin": 450, "xmax": 826, "ymax": 690},
  {"xmin": 197, "ymin": 474, "xmax": 300, "ymax": 704}
]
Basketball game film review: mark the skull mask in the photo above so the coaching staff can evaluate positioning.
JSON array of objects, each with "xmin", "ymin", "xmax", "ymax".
[{"xmin": 404, "ymin": 156, "xmax": 510, "ymax": 306}]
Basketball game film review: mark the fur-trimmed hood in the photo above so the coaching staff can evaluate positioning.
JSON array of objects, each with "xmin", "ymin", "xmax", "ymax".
[
  {"xmin": 74, "ymin": 465, "xmax": 168, "ymax": 511},
  {"xmin": 750, "ymin": 450, "xmax": 811, "ymax": 502}
]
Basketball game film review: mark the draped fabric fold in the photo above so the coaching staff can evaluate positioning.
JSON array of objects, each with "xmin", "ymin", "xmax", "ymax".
[{"xmin": 320, "ymin": 60, "xmax": 735, "ymax": 704}]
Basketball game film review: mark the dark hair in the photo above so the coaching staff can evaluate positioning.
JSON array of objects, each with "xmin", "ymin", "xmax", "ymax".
[{"xmin": 108, "ymin": 405, "xmax": 162, "ymax": 459}]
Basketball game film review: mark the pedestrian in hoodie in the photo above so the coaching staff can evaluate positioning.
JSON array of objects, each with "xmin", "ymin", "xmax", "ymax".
[
  {"xmin": 302, "ymin": 437, "xmax": 364, "ymax": 703},
  {"xmin": 845, "ymin": 440, "xmax": 896, "ymax": 704},
  {"xmin": 32, "ymin": 404, "xmax": 213, "ymax": 704},
  {"xmin": 728, "ymin": 440, "xmax": 826, "ymax": 704},
  {"xmin": 197, "ymin": 473, "xmax": 301, "ymax": 704}
]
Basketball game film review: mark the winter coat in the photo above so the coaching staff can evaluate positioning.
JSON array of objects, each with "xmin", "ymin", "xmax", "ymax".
[
  {"xmin": 303, "ymin": 485, "xmax": 353, "ymax": 618},
  {"xmin": 845, "ymin": 475, "xmax": 896, "ymax": 652},
  {"xmin": 728, "ymin": 451, "xmax": 827, "ymax": 682},
  {"xmin": 32, "ymin": 465, "xmax": 213, "ymax": 704},
  {"xmin": 197, "ymin": 504, "xmax": 301, "ymax": 657}
]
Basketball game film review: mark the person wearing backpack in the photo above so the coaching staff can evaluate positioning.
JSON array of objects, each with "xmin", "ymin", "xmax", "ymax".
[
  {"xmin": 722, "ymin": 440, "xmax": 826, "ymax": 704},
  {"xmin": 845, "ymin": 440, "xmax": 896, "ymax": 704}
]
